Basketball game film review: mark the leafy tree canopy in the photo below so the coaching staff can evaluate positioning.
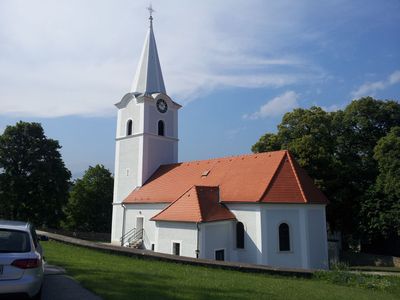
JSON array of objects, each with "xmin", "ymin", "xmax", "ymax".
[
  {"xmin": 64, "ymin": 164, "xmax": 113, "ymax": 232},
  {"xmin": 359, "ymin": 127, "xmax": 400, "ymax": 243},
  {"xmin": 374, "ymin": 126, "xmax": 400, "ymax": 199},
  {"xmin": 0, "ymin": 121, "xmax": 71, "ymax": 227}
]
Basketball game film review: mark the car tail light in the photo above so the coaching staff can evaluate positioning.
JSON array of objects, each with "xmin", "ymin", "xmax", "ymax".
[{"xmin": 11, "ymin": 259, "xmax": 41, "ymax": 269}]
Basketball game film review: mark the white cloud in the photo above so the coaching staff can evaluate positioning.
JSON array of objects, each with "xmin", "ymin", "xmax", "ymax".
[
  {"xmin": 321, "ymin": 103, "xmax": 348, "ymax": 112},
  {"xmin": 321, "ymin": 104, "xmax": 339, "ymax": 112},
  {"xmin": 243, "ymin": 91, "xmax": 299, "ymax": 120},
  {"xmin": 389, "ymin": 70, "xmax": 400, "ymax": 85},
  {"xmin": 0, "ymin": 0, "xmax": 328, "ymax": 117},
  {"xmin": 351, "ymin": 70, "xmax": 400, "ymax": 99}
]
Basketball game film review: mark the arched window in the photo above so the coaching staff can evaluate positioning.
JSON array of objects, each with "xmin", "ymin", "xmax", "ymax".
[
  {"xmin": 236, "ymin": 222, "xmax": 244, "ymax": 249},
  {"xmin": 158, "ymin": 120, "xmax": 165, "ymax": 136},
  {"xmin": 126, "ymin": 120, "xmax": 133, "ymax": 136},
  {"xmin": 279, "ymin": 223, "xmax": 290, "ymax": 251}
]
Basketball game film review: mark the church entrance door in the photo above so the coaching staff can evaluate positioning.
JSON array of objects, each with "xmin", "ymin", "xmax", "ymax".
[{"xmin": 136, "ymin": 217, "xmax": 144, "ymax": 239}]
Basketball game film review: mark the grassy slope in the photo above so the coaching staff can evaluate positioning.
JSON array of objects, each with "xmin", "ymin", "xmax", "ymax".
[{"xmin": 42, "ymin": 241, "xmax": 399, "ymax": 300}]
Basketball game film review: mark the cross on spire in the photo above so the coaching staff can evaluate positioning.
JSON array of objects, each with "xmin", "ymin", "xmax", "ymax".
[{"xmin": 147, "ymin": 4, "xmax": 155, "ymax": 23}]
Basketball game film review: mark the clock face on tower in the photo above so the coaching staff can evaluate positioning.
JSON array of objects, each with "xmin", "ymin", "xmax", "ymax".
[{"xmin": 156, "ymin": 99, "xmax": 168, "ymax": 113}]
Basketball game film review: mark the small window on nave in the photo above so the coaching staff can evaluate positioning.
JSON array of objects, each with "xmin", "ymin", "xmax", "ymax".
[
  {"xmin": 279, "ymin": 223, "xmax": 290, "ymax": 251},
  {"xmin": 236, "ymin": 222, "xmax": 245, "ymax": 249}
]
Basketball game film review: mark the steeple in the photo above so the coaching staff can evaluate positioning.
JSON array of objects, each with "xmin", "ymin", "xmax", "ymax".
[{"xmin": 131, "ymin": 6, "xmax": 166, "ymax": 95}]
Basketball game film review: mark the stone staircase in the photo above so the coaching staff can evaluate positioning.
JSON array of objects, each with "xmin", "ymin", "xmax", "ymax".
[
  {"xmin": 128, "ymin": 239, "xmax": 143, "ymax": 249},
  {"xmin": 120, "ymin": 228, "xmax": 144, "ymax": 249}
]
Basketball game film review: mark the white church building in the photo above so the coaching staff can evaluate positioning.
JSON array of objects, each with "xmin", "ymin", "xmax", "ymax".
[{"xmin": 111, "ymin": 13, "xmax": 329, "ymax": 270}]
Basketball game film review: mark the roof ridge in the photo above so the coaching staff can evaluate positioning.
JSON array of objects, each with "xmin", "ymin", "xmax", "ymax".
[
  {"xmin": 286, "ymin": 151, "xmax": 307, "ymax": 203},
  {"xmin": 158, "ymin": 150, "xmax": 288, "ymax": 167}
]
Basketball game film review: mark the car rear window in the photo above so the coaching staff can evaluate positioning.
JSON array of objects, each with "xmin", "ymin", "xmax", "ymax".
[{"xmin": 0, "ymin": 229, "xmax": 31, "ymax": 253}]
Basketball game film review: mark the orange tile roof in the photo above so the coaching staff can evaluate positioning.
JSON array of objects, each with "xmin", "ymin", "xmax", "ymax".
[
  {"xmin": 151, "ymin": 186, "xmax": 236, "ymax": 223},
  {"xmin": 260, "ymin": 152, "xmax": 305, "ymax": 203},
  {"xmin": 124, "ymin": 150, "xmax": 329, "ymax": 205}
]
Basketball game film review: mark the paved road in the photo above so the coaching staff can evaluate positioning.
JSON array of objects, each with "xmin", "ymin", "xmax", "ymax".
[{"xmin": 42, "ymin": 265, "xmax": 102, "ymax": 300}]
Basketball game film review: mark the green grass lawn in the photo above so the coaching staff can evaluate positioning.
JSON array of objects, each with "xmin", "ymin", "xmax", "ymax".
[{"xmin": 42, "ymin": 241, "xmax": 400, "ymax": 300}]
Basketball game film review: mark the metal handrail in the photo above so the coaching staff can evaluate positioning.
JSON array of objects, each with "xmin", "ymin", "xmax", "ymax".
[
  {"xmin": 120, "ymin": 227, "xmax": 144, "ymax": 246},
  {"xmin": 120, "ymin": 227, "xmax": 136, "ymax": 246},
  {"xmin": 128, "ymin": 228, "xmax": 144, "ymax": 245}
]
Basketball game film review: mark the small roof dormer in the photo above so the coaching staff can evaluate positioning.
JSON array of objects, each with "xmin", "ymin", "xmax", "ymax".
[{"xmin": 131, "ymin": 6, "xmax": 166, "ymax": 95}]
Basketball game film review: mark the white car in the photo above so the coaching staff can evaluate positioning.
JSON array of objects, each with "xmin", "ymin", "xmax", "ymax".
[{"xmin": 0, "ymin": 220, "xmax": 45, "ymax": 299}]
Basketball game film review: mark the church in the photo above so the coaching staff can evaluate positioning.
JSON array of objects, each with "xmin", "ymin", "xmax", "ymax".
[{"xmin": 111, "ymin": 12, "xmax": 329, "ymax": 270}]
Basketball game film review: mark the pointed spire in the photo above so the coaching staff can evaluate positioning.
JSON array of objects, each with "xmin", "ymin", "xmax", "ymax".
[{"xmin": 131, "ymin": 6, "xmax": 166, "ymax": 95}]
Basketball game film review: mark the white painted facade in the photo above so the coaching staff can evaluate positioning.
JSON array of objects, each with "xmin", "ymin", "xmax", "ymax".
[
  {"xmin": 117, "ymin": 203, "xmax": 328, "ymax": 270},
  {"xmin": 156, "ymin": 222, "xmax": 198, "ymax": 257},
  {"xmin": 200, "ymin": 221, "xmax": 234, "ymax": 261}
]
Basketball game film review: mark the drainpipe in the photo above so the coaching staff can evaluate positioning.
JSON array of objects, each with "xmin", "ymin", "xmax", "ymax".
[
  {"xmin": 196, "ymin": 223, "xmax": 200, "ymax": 259},
  {"xmin": 121, "ymin": 203, "xmax": 126, "ymax": 246}
]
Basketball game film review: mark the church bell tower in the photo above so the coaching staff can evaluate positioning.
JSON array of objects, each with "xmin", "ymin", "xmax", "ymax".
[{"xmin": 111, "ymin": 9, "xmax": 181, "ymax": 243}]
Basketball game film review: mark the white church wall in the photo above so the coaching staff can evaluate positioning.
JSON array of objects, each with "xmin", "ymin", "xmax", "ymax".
[
  {"xmin": 113, "ymin": 98, "xmax": 144, "ymax": 206},
  {"xmin": 124, "ymin": 203, "xmax": 168, "ymax": 249},
  {"xmin": 111, "ymin": 204, "xmax": 124, "ymax": 244},
  {"xmin": 114, "ymin": 137, "xmax": 141, "ymax": 201},
  {"xmin": 307, "ymin": 206, "xmax": 329, "ymax": 269},
  {"xmin": 226, "ymin": 204, "xmax": 262, "ymax": 264},
  {"xmin": 200, "ymin": 221, "xmax": 233, "ymax": 260},
  {"xmin": 262, "ymin": 205, "xmax": 303, "ymax": 269},
  {"xmin": 142, "ymin": 135, "xmax": 177, "ymax": 184},
  {"xmin": 112, "ymin": 99, "xmax": 144, "ymax": 244},
  {"xmin": 156, "ymin": 221, "xmax": 198, "ymax": 257}
]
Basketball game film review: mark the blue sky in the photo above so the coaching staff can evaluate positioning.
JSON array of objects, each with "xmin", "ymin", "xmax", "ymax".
[{"xmin": 0, "ymin": 0, "xmax": 399, "ymax": 178}]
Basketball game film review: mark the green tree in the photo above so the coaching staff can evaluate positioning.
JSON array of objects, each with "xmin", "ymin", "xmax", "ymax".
[
  {"xmin": 0, "ymin": 121, "xmax": 71, "ymax": 227},
  {"xmin": 251, "ymin": 133, "xmax": 282, "ymax": 153},
  {"xmin": 64, "ymin": 165, "xmax": 113, "ymax": 232},
  {"xmin": 334, "ymin": 98, "xmax": 400, "ymax": 236},
  {"xmin": 359, "ymin": 127, "xmax": 400, "ymax": 240},
  {"xmin": 373, "ymin": 126, "xmax": 400, "ymax": 200},
  {"xmin": 337, "ymin": 98, "xmax": 400, "ymax": 191}
]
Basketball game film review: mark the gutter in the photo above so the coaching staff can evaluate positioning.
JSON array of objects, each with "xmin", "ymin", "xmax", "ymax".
[
  {"xmin": 196, "ymin": 222, "xmax": 200, "ymax": 259},
  {"xmin": 121, "ymin": 203, "xmax": 126, "ymax": 246}
]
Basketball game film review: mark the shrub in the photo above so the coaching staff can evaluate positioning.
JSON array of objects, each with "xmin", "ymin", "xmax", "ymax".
[{"xmin": 314, "ymin": 270, "xmax": 393, "ymax": 291}]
